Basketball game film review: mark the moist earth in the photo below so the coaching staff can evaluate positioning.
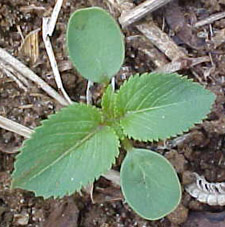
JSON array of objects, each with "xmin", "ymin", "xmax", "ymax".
[{"xmin": 0, "ymin": 0, "xmax": 225, "ymax": 226}]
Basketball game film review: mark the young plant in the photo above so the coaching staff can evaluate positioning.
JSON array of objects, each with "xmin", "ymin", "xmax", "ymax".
[{"xmin": 12, "ymin": 7, "xmax": 215, "ymax": 220}]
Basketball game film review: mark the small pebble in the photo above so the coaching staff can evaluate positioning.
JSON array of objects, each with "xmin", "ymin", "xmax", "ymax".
[{"xmin": 14, "ymin": 213, "xmax": 29, "ymax": 226}]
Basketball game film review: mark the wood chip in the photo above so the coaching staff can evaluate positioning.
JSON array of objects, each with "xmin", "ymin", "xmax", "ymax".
[
  {"xmin": 119, "ymin": 0, "xmax": 173, "ymax": 27},
  {"xmin": 136, "ymin": 21, "xmax": 186, "ymax": 61},
  {"xmin": 19, "ymin": 29, "xmax": 40, "ymax": 63}
]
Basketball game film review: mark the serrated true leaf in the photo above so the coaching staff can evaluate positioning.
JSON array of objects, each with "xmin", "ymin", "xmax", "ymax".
[
  {"xmin": 12, "ymin": 104, "xmax": 119, "ymax": 198},
  {"xmin": 102, "ymin": 86, "xmax": 125, "ymax": 140},
  {"xmin": 116, "ymin": 73, "xmax": 215, "ymax": 141},
  {"xmin": 66, "ymin": 7, "xmax": 125, "ymax": 83},
  {"xmin": 101, "ymin": 86, "xmax": 117, "ymax": 119},
  {"xmin": 120, "ymin": 148, "xmax": 181, "ymax": 220}
]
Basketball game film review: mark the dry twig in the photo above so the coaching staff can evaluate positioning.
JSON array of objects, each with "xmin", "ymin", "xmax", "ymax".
[
  {"xmin": 42, "ymin": 18, "xmax": 72, "ymax": 104},
  {"xmin": 1, "ymin": 68, "xmax": 28, "ymax": 92},
  {"xmin": 155, "ymin": 56, "xmax": 210, "ymax": 73},
  {"xmin": 42, "ymin": 0, "xmax": 72, "ymax": 104},
  {"xmin": 194, "ymin": 11, "xmax": 225, "ymax": 28},
  {"xmin": 0, "ymin": 60, "xmax": 30, "ymax": 88},
  {"xmin": 0, "ymin": 116, "xmax": 34, "ymax": 138},
  {"xmin": 46, "ymin": 0, "xmax": 64, "ymax": 36},
  {"xmin": 0, "ymin": 47, "xmax": 68, "ymax": 106},
  {"xmin": 119, "ymin": 0, "xmax": 173, "ymax": 27}
]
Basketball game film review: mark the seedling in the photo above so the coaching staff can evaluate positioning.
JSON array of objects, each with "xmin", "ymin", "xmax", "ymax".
[{"xmin": 12, "ymin": 7, "xmax": 215, "ymax": 220}]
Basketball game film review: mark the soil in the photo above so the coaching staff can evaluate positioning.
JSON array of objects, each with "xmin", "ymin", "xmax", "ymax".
[{"xmin": 0, "ymin": 0, "xmax": 225, "ymax": 226}]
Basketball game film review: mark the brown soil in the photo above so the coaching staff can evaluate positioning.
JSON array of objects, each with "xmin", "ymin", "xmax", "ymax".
[{"xmin": 0, "ymin": 0, "xmax": 225, "ymax": 226}]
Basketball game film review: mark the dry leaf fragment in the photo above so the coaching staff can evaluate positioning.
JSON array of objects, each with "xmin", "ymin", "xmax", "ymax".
[{"xmin": 19, "ymin": 29, "xmax": 40, "ymax": 64}]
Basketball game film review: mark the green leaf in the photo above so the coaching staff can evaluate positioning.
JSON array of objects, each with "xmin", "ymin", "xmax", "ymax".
[
  {"xmin": 66, "ymin": 7, "xmax": 125, "ymax": 83},
  {"xmin": 116, "ymin": 73, "xmax": 215, "ymax": 141},
  {"xmin": 120, "ymin": 148, "xmax": 181, "ymax": 220},
  {"xmin": 101, "ymin": 86, "xmax": 117, "ymax": 119},
  {"xmin": 102, "ymin": 86, "xmax": 125, "ymax": 140},
  {"xmin": 12, "ymin": 104, "xmax": 119, "ymax": 198}
]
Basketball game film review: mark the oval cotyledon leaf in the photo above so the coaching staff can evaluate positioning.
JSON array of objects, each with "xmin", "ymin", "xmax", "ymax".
[
  {"xmin": 12, "ymin": 104, "xmax": 120, "ymax": 198},
  {"xmin": 66, "ymin": 7, "xmax": 125, "ymax": 83},
  {"xmin": 120, "ymin": 148, "xmax": 181, "ymax": 220}
]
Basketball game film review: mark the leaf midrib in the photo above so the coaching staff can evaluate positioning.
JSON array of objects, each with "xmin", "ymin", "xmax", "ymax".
[
  {"xmin": 17, "ymin": 126, "xmax": 103, "ymax": 185},
  {"xmin": 125, "ymin": 102, "xmax": 183, "ymax": 116},
  {"xmin": 123, "ymin": 95, "xmax": 208, "ymax": 116}
]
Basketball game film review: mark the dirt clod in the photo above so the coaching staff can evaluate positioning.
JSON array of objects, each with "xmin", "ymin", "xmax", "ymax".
[
  {"xmin": 167, "ymin": 204, "xmax": 189, "ymax": 225},
  {"xmin": 165, "ymin": 150, "xmax": 186, "ymax": 173}
]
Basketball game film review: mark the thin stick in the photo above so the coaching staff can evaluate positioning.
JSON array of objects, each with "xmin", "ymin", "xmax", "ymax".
[
  {"xmin": 136, "ymin": 22, "xmax": 186, "ymax": 61},
  {"xmin": 42, "ymin": 18, "xmax": 72, "ymax": 104},
  {"xmin": 155, "ymin": 56, "xmax": 210, "ymax": 73},
  {"xmin": 0, "ymin": 48, "xmax": 68, "ymax": 106},
  {"xmin": 86, "ymin": 80, "xmax": 93, "ymax": 105},
  {"xmin": 16, "ymin": 25, "xmax": 25, "ymax": 42},
  {"xmin": 119, "ymin": 0, "xmax": 173, "ymax": 27},
  {"xmin": 111, "ymin": 77, "xmax": 116, "ymax": 91},
  {"xmin": 1, "ymin": 68, "xmax": 28, "ymax": 92},
  {"xmin": 0, "ymin": 60, "xmax": 30, "ymax": 87},
  {"xmin": 47, "ymin": 0, "xmax": 64, "ymax": 36},
  {"xmin": 194, "ymin": 11, "xmax": 225, "ymax": 28},
  {"xmin": 0, "ymin": 116, "xmax": 34, "ymax": 138}
]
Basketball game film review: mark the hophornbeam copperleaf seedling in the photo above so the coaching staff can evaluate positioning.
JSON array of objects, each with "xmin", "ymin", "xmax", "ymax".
[{"xmin": 12, "ymin": 7, "xmax": 216, "ymax": 221}]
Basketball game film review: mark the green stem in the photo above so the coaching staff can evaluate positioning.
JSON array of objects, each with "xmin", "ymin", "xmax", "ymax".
[{"xmin": 121, "ymin": 138, "xmax": 133, "ymax": 152}]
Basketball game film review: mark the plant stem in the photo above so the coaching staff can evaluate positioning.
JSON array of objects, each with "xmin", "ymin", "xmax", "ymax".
[{"xmin": 121, "ymin": 138, "xmax": 133, "ymax": 152}]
